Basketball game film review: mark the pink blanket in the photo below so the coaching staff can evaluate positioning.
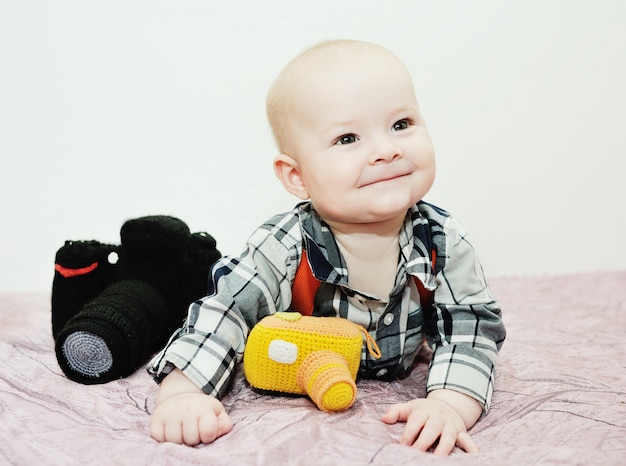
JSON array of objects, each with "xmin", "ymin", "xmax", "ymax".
[{"xmin": 1, "ymin": 271, "xmax": 625, "ymax": 465}]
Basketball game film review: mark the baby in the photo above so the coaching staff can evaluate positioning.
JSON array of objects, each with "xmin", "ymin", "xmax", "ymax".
[{"xmin": 147, "ymin": 39, "xmax": 506, "ymax": 455}]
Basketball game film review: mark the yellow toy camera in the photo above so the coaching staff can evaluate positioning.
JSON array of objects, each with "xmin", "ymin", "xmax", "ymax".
[{"xmin": 243, "ymin": 312, "xmax": 381, "ymax": 412}]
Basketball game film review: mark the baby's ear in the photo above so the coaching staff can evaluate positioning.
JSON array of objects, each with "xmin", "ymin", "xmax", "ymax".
[{"xmin": 273, "ymin": 154, "xmax": 309, "ymax": 200}]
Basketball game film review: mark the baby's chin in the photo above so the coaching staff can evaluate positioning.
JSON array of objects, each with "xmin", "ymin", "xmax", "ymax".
[
  {"xmin": 365, "ymin": 192, "xmax": 424, "ymax": 216},
  {"xmin": 319, "ymin": 205, "xmax": 412, "ymax": 229}
]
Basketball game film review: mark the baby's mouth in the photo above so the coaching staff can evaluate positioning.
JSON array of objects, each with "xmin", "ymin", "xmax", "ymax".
[{"xmin": 359, "ymin": 172, "xmax": 410, "ymax": 188}]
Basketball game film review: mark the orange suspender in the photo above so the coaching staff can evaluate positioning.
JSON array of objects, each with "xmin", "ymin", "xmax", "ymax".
[
  {"xmin": 290, "ymin": 250, "xmax": 321, "ymax": 316},
  {"xmin": 291, "ymin": 248, "xmax": 437, "ymax": 316}
]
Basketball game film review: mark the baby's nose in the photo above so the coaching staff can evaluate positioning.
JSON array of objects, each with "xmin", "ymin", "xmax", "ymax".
[{"xmin": 371, "ymin": 140, "xmax": 402, "ymax": 164}]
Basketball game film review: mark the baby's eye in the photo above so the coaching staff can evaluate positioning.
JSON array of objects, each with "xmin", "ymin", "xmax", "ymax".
[
  {"xmin": 334, "ymin": 133, "xmax": 359, "ymax": 145},
  {"xmin": 392, "ymin": 119, "xmax": 411, "ymax": 131}
]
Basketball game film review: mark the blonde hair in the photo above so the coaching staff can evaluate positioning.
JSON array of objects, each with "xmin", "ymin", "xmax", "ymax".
[{"xmin": 266, "ymin": 40, "xmax": 393, "ymax": 154}]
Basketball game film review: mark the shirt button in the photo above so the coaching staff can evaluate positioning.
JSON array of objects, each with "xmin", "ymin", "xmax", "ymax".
[
  {"xmin": 376, "ymin": 368, "xmax": 388, "ymax": 377},
  {"xmin": 383, "ymin": 313, "xmax": 394, "ymax": 326}
]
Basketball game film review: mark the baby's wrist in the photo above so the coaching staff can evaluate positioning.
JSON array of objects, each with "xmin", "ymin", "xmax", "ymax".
[{"xmin": 427, "ymin": 389, "xmax": 482, "ymax": 428}]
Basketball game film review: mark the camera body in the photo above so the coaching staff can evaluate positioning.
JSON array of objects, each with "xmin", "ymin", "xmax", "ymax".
[{"xmin": 244, "ymin": 312, "xmax": 365, "ymax": 412}]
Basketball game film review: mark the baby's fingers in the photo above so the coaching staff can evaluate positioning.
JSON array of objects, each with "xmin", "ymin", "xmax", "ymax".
[
  {"xmin": 381, "ymin": 401, "xmax": 414, "ymax": 424},
  {"xmin": 197, "ymin": 412, "xmax": 220, "ymax": 444},
  {"xmin": 452, "ymin": 431, "xmax": 479, "ymax": 454},
  {"xmin": 409, "ymin": 416, "xmax": 442, "ymax": 451},
  {"xmin": 203, "ymin": 409, "xmax": 233, "ymax": 443},
  {"xmin": 149, "ymin": 418, "xmax": 166, "ymax": 442},
  {"xmin": 430, "ymin": 430, "xmax": 479, "ymax": 456},
  {"xmin": 162, "ymin": 418, "xmax": 186, "ymax": 445},
  {"xmin": 182, "ymin": 416, "xmax": 203, "ymax": 446},
  {"xmin": 398, "ymin": 411, "xmax": 431, "ymax": 447},
  {"xmin": 430, "ymin": 425, "xmax": 459, "ymax": 455}
]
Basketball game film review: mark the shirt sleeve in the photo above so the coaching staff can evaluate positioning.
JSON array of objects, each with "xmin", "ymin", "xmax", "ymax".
[
  {"xmin": 424, "ymin": 215, "xmax": 506, "ymax": 412},
  {"xmin": 146, "ymin": 220, "xmax": 301, "ymax": 399}
]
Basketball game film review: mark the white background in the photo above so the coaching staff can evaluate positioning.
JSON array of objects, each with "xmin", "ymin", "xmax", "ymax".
[{"xmin": 1, "ymin": 0, "xmax": 624, "ymax": 292}]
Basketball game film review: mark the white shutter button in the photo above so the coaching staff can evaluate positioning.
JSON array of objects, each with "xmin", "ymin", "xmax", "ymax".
[{"xmin": 383, "ymin": 313, "xmax": 394, "ymax": 326}]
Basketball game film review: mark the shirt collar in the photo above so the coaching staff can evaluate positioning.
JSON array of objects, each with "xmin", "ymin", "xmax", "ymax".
[
  {"xmin": 403, "ymin": 203, "xmax": 437, "ymax": 291},
  {"xmin": 298, "ymin": 202, "xmax": 436, "ymax": 291}
]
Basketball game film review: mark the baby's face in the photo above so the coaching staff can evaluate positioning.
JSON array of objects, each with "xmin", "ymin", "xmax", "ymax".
[{"xmin": 287, "ymin": 49, "xmax": 436, "ymax": 226}]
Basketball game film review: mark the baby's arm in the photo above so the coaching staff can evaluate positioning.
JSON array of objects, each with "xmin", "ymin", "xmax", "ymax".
[
  {"xmin": 150, "ymin": 368, "xmax": 233, "ymax": 446},
  {"xmin": 382, "ymin": 389, "xmax": 482, "ymax": 455}
]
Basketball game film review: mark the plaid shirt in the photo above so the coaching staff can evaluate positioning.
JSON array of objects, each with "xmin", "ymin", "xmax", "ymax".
[{"xmin": 148, "ymin": 201, "xmax": 505, "ymax": 411}]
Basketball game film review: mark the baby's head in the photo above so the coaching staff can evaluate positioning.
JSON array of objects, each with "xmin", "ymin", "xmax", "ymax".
[
  {"xmin": 267, "ymin": 40, "xmax": 436, "ymax": 226},
  {"xmin": 267, "ymin": 40, "xmax": 397, "ymax": 154}
]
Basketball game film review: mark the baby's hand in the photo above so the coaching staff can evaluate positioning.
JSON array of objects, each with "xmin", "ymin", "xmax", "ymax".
[
  {"xmin": 381, "ymin": 397, "xmax": 479, "ymax": 455},
  {"xmin": 150, "ymin": 392, "xmax": 232, "ymax": 445},
  {"xmin": 150, "ymin": 369, "xmax": 233, "ymax": 447}
]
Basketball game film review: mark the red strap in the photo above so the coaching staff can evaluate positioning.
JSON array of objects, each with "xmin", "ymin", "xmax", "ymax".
[
  {"xmin": 291, "ymin": 250, "xmax": 321, "ymax": 316},
  {"xmin": 291, "ymin": 248, "xmax": 436, "ymax": 315},
  {"xmin": 54, "ymin": 261, "xmax": 99, "ymax": 278}
]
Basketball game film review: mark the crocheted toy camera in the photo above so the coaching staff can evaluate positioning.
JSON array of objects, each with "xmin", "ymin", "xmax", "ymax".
[
  {"xmin": 243, "ymin": 312, "xmax": 381, "ymax": 412},
  {"xmin": 51, "ymin": 215, "xmax": 221, "ymax": 384}
]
